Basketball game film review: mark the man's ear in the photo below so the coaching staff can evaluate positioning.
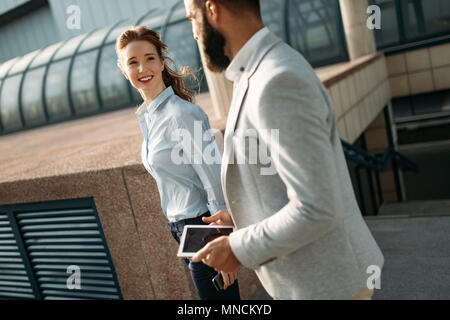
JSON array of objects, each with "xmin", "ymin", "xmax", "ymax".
[{"xmin": 205, "ymin": 0, "xmax": 219, "ymax": 23}]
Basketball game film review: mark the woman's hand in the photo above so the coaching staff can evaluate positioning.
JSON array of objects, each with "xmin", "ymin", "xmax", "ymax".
[
  {"xmin": 202, "ymin": 210, "xmax": 234, "ymax": 226},
  {"xmin": 221, "ymin": 270, "xmax": 238, "ymax": 290}
]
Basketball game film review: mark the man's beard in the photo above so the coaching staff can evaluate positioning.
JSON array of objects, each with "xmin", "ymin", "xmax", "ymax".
[{"xmin": 200, "ymin": 13, "xmax": 230, "ymax": 73}]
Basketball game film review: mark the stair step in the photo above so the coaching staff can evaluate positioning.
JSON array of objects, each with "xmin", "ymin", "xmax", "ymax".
[{"xmin": 373, "ymin": 199, "xmax": 450, "ymax": 218}]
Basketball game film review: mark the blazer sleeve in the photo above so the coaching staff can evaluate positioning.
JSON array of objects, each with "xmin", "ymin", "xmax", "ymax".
[
  {"xmin": 176, "ymin": 108, "xmax": 228, "ymax": 214},
  {"xmin": 228, "ymin": 70, "xmax": 342, "ymax": 269}
]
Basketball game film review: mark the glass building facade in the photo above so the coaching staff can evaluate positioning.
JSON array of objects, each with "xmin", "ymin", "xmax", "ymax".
[
  {"xmin": 0, "ymin": 0, "xmax": 349, "ymax": 135},
  {"xmin": 369, "ymin": 0, "xmax": 450, "ymax": 50}
]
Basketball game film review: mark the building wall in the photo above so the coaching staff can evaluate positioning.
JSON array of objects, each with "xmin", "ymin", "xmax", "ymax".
[
  {"xmin": 0, "ymin": 0, "xmax": 178, "ymax": 64},
  {"xmin": 0, "ymin": 0, "xmax": 30, "ymax": 16},
  {"xmin": 0, "ymin": 5, "xmax": 60, "ymax": 64},
  {"xmin": 48, "ymin": 0, "xmax": 178, "ymax": 40},
  {"xmin": 386, "ymin": 42, "xmax": 450, "ymax": 97}
]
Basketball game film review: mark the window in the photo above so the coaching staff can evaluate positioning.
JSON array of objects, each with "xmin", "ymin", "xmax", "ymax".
[
  {"xmin": 370, "ymin": 0, "xmax": 401, "ymax": 47},
  {"xmin": 53, "ymin": 35, "xmax": 87, "ymax": 61},
  {"xmin": 21, "ymin": 67, "xmax": 46, "ymax": 126},
  {"xmin": 370, "ymin": 0, "xmax": 450, "ymax": 50},
  {"xmin": 98, "ymin": 44, "xmax": 130, "ymax": 108},
  {"xmin": 287, "ymin": 0, "xmax": 348, "ymax": 66},
  {"xmin": 45, "ymin": 59, "xmax": 72, "ymax": 120},
  {"xmin": 0, "ymin": 58, "xmax": 20, "ymax": 79},
  {"xmin": 261, "ymin": 0, "xmax": 348, "ymax": 67},
  {"xmin": 8, "ymin": 50, "xmax": 40, "ymax": 76},
  {"xmin": 105, "ymin": 20, "xmax": 135, "ymax": 44},
  {"xmin": 78, "ymin": 28, "xmax": 109, "ymax": 53},
  {"xmin": 0, "ymin": 75, "xmax": 22, "ymax": 131},
  {"xmin": 261, "ymin": 0, "xmax": 284, "ymax": 39},
  {"xmin": 29, "ymin": 42, "xmax": 64, "ymax": 69},
  {"xmin": 401, "ymin": 0, "xmax": 450, "ymax": 40},
  {"xmin": 70, "ymin": 51, "xmax": 98, "ymax": 115}
]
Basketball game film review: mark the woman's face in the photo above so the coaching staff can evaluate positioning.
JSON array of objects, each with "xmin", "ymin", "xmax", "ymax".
[{"xmin": 120, "ymin": 40, "xmax": 165, "ymax": 94}]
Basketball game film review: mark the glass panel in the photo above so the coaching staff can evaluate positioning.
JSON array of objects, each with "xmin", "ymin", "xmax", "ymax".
[
  {"xmin": 288, "ymin": 0, "xmax": 347, "ymax": 66},
  {"xmin": 0, "ymin": 57, "xmax": 20, "ymax": 79},
  {"xmin": 401, "ymin": 0, "xmax": 450, "ymax": 40},
  {"xmin": 261, "ymin": 0, "xmax": 284, "ymax": 39},
  {"xmin": 53, "ymin": 34, "xmax": 87, "ymax": 60},
  {"xmin": 70, "ymin": 50, "xmax": 98, "ymax": 115},
  {"xmin": 138, "ymin": 8, "xmax": 166, "ymax": 30},
  {"xmin": 168, "ymin": 3, "xmax": 187, "ymax": 23},
  {"xmin": 370, "ymin": 0, "xmax": 401, "ymax": 47},
  {"xmin": 105, "ymin": 19, "xmax": 135, "ymax": 44},
  {"xmin": 0, "ymin": 75, "xmax": 22, "ymax": 131},
  {"xmin": 45, "ymin": 59, "xmax": 72, "ymax": 120},
  {"xmin": 8, "ymin": 50, "xmax": 41, "ymax": 75},
  {"xmin": 164, "ymin": 19, "xmax": 205, "ymax": 92},
  {"xmin": 21, "ymin": 67, "xmax": 46, "ymax": 126},
  {"xmin": 30, "ymin": 42, "xmax": 64, "ymax": 68},
  {"xmin": 78, "ymin": 28, "xmax": 109, "ymax": 53},
  {"xmin": 98, "ymin": 44, "xmax": 130, "ymax": 108}
]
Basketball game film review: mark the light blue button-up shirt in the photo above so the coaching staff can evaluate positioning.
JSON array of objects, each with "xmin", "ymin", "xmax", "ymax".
[{"xmin": 135, "ymin": 86, "xmax": 227, "ymax": 222}]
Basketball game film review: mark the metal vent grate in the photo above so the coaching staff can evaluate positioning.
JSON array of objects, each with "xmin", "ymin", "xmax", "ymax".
[
  {"xmin": 0, "ymin": 212, "xmax": 35, "ymax": 299},
  {"xmin": 15, "ymin": 206, "xmax": 122, "ymax": 300}
]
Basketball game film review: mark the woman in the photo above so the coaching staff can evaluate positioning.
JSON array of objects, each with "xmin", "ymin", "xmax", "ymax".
[{"xmin": 116, "ymin": 26, "xmax": 240, "ymax": 300}]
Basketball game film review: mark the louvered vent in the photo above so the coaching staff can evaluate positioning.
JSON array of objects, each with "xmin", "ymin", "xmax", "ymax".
[
  {"xmin": 0, "ymin": 212, "xmax": 35, "ymax": 299},
  {"xmin": 12, "ymin": 202, "xmax": 122, "ymax": 300}
]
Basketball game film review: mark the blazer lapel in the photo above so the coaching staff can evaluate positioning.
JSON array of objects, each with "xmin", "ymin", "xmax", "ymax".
[
  {"xmin": 221, "ymin": 77, "xmax": 249, "ymax": 183},
  {"xmin": 222, "ymin": 32, "xmax": 282, "ymax": 184}
]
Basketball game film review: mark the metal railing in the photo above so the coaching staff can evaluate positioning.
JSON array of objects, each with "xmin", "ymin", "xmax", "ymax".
[{"xmin": 342, "ymin": 139, "xmax": 418, "ymax": 216}]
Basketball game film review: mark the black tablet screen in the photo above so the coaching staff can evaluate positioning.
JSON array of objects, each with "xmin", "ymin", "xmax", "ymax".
[{"xmin": 182, "ymin": 227, "xmax": 234, "ymax": 253}]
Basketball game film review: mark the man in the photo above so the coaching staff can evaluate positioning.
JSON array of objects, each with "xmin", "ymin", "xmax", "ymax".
[{"xmin": 184, "ymin": 0, "xmax": 384, "ymax": 299}]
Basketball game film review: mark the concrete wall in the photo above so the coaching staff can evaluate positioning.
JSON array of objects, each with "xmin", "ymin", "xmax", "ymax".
[
  {"xmin": 0, "ymin": 97, "xmax": 259, "ymax": 300},
  {"xmin": 320, "ymin": 53, "xmax": 401, "ymax": 204}
]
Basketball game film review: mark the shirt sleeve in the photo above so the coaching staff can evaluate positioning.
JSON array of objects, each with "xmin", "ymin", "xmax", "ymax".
[
  {"xmin": 175, "ymin": 107, "xmax": 228, "ymax": 214},
  {"xmin": 228, "ymin": 70, "xmax": 342, "ymax": 269}
]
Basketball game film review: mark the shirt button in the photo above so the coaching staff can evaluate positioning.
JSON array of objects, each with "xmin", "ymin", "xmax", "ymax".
[{"xmin": 240, "ymin": 67, "xmax": 244, "ymax": 72}]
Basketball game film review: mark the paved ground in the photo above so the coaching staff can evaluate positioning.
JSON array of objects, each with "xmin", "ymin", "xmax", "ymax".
[{"xmin": 250, "ymin": 215, "xmax": 450, "ymax": 300}]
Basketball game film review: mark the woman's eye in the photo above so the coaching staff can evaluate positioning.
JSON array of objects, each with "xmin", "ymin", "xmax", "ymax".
[
  {"xmin": 148, "ymin": 57, "xmax": 154, "ymax": 61},
  {"xmin": 128, "ymin": 61, "xmax": 136, "ymax": 65}
]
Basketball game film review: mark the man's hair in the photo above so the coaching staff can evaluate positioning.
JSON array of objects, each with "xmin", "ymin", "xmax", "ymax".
[{"xmin": 194, "ymin": 0, "xmax": 261, "ymax": 17}]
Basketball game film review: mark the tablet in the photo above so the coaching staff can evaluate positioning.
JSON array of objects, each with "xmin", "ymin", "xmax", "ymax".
[{"xmin": 177, "ymin": 225, "xmax": 235, "ymax": 258}]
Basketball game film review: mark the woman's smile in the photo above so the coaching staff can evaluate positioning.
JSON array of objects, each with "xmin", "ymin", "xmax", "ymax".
[{"xmin": 138, "ymin": 75, "xmax": 154, "ymax": 83}]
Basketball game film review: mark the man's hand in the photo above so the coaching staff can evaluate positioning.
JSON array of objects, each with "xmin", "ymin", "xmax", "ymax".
[
  {"xmin": 203, "ymin": 210, "xmax": 234, "ymax": 226},
  {"xmin": 192, "ymin": 235, "xmax": 241, "ymax": 273},
  {"xmin": 221, "ymin": 270, "xmax": 238, "ymax": 290}
]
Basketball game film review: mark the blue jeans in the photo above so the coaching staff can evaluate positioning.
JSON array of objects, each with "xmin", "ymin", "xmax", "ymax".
[{"xmin": 168, "ymin": 212, "xmax": 241, "ymax": 300}]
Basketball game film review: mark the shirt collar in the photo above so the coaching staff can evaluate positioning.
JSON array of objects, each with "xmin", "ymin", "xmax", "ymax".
[
  {"xmin": 225, "ymin": 27, "xmax": 270, "ymax": 83},
  {"xmin": 135, "ymin": 86, "xmax": 174, "ymax": 116}
]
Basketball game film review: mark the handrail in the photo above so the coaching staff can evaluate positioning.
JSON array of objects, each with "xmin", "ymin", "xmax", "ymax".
[{"xmin": 341, "ymin": 139, "xmax": 418, "ymax": 216}]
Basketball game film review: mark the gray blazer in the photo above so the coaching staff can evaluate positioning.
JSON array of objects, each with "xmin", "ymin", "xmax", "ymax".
[{"xmin": 222, "ymin": 31, "xmax": 384, "ymax": 299}]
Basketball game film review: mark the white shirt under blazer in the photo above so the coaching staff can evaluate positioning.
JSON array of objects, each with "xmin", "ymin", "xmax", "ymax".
[{"xmin": 223, "ymin": 27, "xmax": 384, "ymax": 299}]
